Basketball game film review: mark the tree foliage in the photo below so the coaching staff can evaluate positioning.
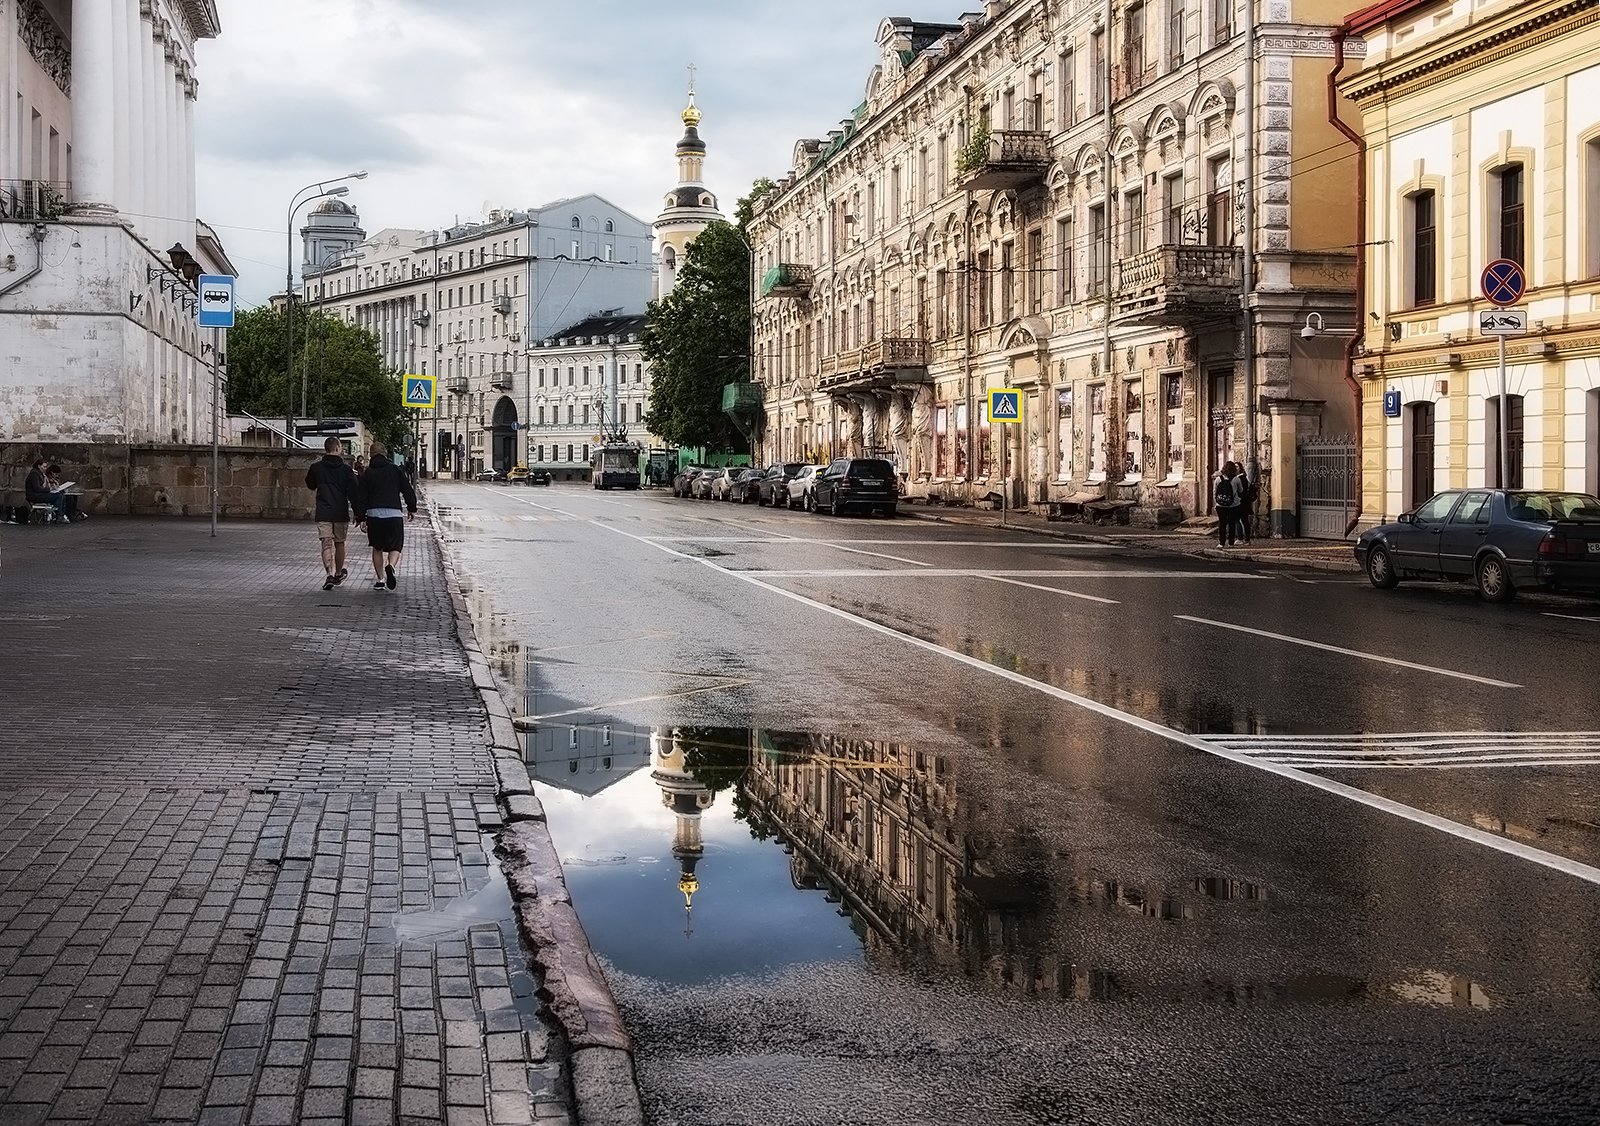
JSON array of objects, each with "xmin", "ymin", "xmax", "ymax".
[
  {"xmin": 642, "ymin": 220, "xmax": 751, "ymax": 453},
  {"xmin": 224, "ymin": 305, "xmax": 410, "ymax": 448}
]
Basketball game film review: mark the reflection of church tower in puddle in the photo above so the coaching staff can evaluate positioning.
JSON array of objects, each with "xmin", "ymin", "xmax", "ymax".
[{"xmin": 650, "ymin": 728, "xmax": 717, "ymax": 934}]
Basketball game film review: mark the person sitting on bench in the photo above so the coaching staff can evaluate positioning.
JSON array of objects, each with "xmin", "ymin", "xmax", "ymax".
[
  {"xmin": 24, "ymin": 457, "xmax": 62, "ymax": 521},
  {"xmin": 43, "ymin": 463, "xmax": 80, "ymax": 522}
]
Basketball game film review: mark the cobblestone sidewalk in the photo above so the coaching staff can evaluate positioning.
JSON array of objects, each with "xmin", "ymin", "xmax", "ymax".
[{"xmin": 0, "ymin": 518, "xmax": 577, "ymax": 1125}]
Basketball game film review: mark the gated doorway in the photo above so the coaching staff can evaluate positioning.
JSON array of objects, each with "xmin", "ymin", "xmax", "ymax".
[{"xmin": 1297, "ymin": 436, "xmax": 1357, "ymax": 539}]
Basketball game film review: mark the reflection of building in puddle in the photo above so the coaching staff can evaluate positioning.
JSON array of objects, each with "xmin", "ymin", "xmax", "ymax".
[
  {"xmin": 650, "ymin": 728, "xmax": 721, "ymax": 934},
  {"xmin": 1391, "ymin": 970, "xmax": 1493, "ymax": 1010},
  {"xmin": 526, "ymin": 720, "xmax": 653, "ymax": 797},
  {"xmin": 744, "ymin": 728, "xmax": 1461, "ymax": 1007}
]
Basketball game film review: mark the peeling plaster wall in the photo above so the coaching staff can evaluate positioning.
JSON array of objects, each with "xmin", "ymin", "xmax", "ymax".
[{"xmin": 0, "ymin": 219, "xmax": 212, "ymax": 443}]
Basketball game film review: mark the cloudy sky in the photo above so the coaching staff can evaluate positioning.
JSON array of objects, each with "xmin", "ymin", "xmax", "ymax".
[{"xmin": 196, "ymin": 0, "xmax": 960, "ymax": 306}]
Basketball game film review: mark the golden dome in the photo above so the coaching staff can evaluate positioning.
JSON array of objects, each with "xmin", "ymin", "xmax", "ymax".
[
  {"xmin": 681, "ymin": 93, "xmax": 702, "ymax": 128},
  {"xmin": 679, "ymin": 871, "xmax": 699, "ymax": 907}
]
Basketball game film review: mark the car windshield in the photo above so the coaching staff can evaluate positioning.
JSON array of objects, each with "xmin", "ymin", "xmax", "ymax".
[
  {"xmin": 782, "ymin": 463, "xmax": 804, "ymax": 475},
  {"xmin": 1508, "ymin": 491, "xmax": 1600, "ymax": 522}
]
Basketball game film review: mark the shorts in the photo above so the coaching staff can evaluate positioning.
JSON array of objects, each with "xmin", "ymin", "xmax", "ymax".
[
  {"xmin": 366, "ymin": 516, "xmax": 405, "ymax": 553},
  {"xmin": 316, "ymin": 521, "xmax": 348, "ymax": 543}
]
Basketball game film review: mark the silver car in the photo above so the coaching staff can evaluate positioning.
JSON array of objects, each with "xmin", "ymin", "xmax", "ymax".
[{"xmin": 784, "ymin": 465, "xmax": 827, "ymax": 511}]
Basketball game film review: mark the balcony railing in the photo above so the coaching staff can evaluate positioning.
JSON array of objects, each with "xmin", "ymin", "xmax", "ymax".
[
  {"xmin": 487, "ymin": 372, "xmax": 513, "ymax": 391},
  {"xmin": 447, "ymin": 376, "xmax": 470, "ymax": 394},
  {"xmin": 0, "ymin": 179, "xmax": 70, "ymax": 221},
  {"xmin": 1112, "ymin": 245, "xmax": 1243, "ymax": 326},
  {"xmin": 818, "ymin": 338, "xmax": 929, "ymax": 392},
  {"xmin": 722, "ymin": 381, "xmax": 764, "ymax": 413},
  {"xmin": 957, "ymin": 130, "xmax": 1050, "ymax": 192},
  {"xmin": 760, "ymin": 263, "xmax": 815, "ymax": 299}
]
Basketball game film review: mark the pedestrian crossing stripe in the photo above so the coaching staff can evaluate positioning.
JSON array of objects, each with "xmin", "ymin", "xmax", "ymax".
[
  {"xmin": 1204, "ymin": 731, "xmax": 1600, "ymax": 770},
  {"xmin": 403, "ymin": 374, "xmax": 436, "ymax": 409},
  {"xmin": 988, "ymin": 388, "xmax": 1021, "ymax": 423}
]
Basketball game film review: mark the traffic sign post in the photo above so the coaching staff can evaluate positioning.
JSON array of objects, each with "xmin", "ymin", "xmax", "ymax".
[
  {"xmin": 1480, "ymin": 260, "xmax": 1527, "ymax": 490},
  {"xmin": 987, "ymin": 389, "xmax": 1022, "ymax": 526},
  {"xmin": 402, "ymin": 374, "xmax": 437, "ymax": 410},
  {"xmin": 196, "ymin": 275, "xmax": 235, "ymax": 538}
]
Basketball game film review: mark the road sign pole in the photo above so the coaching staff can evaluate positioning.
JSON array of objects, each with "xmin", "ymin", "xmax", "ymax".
[
  {"xmin": 1498, "ymin": 332, "xmax": 1509, "ymax": 489},
  {"xmin": 210, "ymin": 326, "xmax": 220, "ymax": 538},
  {"xmin": 1000, "ymin": 426, "xmax": 1008, "ymax": 528}
]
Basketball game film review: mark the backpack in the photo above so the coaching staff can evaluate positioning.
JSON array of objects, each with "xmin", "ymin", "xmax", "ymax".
[{"xmin": 1215, "ymin": 475, "xmax": 1237, "ymax": 508}]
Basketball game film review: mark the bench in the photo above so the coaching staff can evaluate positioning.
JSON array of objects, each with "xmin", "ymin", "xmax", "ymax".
[{"xmin": 1044, "ymin": 492, "xmax": 1106, "ymax": 522}]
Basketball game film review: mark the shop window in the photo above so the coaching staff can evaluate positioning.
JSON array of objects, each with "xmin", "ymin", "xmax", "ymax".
[
  {"xmin": 1057, "ymin": 387, "xmax": 1075, "ymax": 480},
  {"xmin": 1124, "ymin": 380, "xmax": 1144, "ymax": 480},
  {"xmin": 935, "ymin": 406, "xmax": 949, "ymax": 476},
  {"xmin": 1089, "ymin": 385, "xmax": 1108, "ymax": 481},
  {"xmin": 1163, "ymin": 374, "xmax": 1184, "ymax": 480}
]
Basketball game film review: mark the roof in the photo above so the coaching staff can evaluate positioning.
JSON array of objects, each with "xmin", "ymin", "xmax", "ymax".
[
  {"xmin": 1343, "ymin": 0, "xmax": 1440, "ymax": 34},
  {"xmin": 547, "ymin": 312, "xmax": 648, "ymax": 340}
]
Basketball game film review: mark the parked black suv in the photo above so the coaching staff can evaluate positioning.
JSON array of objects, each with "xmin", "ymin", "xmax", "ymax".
[{"xmin": 812, "ymin": 458, "xmax": 898, "ymax": 517}]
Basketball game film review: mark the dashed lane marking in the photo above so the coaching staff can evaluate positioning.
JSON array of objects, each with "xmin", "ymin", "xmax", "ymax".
[
  {"xmin": 1209, "ymin": 731, "xmax": 1600, "ymax": 770},
  {"xmin": 1174, "ymin": 614, "xmax": 1521, "ymax": 689},
  {"xmin": 1544, "ymin": 613, "xmax": 1600, "ymax": 623},
  {"xmin": 754, "ymin": 568, "xmax": 1263, "ymax": 579},
  {"xmin": 983, "ymin": 575, "xmax": 1119, "ymax": 605}
]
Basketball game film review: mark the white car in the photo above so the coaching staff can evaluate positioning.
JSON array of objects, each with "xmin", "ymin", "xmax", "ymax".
[{"xmin": 784, "ymin": 465, "xmax": 827, "ymax": 511}]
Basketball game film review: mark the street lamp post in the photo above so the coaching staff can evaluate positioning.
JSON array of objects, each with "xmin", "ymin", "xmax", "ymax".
[{"xmin": 285, "ymin": 171, "xmax": 367, "ymax": 442}]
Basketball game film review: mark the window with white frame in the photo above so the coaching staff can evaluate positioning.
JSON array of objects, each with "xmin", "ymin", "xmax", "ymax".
[
  {"xmin": 1124, "ymin": 380, "xmax": 1144, "ymax": 480},
  {"xmin": 1089, "ymin": 385, "xmax": 1108, "ymax": 480},
  {"xmin": 1125, "ymin": 188, "xmax": 1145, "ymax": 256},
  {"xmin": 1168, "ymin": 0, "xmax": 1186, "ymax": 69},
  {"xmin": 1058, "ymin": 49, "xmax": 1076, "ymax": 128},
  {"xmin": 1409, "ymin": 189, "xmax": 1438, "ymax": 306},
  {"xmin": 1587, "ymin": 138, "xmax": 1600, "ymax": 277},
  {"xmin": 1056, "ymin": 388, "xmax": 1075, "ymax": 480},
  {"xmin": 1056, "ymin": 216, "xmax": 1074, "ymax": 303},
  {"xmin": 1089, "ymin": 204, "xmax": 1107, "ymax": 292},
  {"xmin": 1493, "ymin": 163, "xmax": 1525, "ymax": 268}
]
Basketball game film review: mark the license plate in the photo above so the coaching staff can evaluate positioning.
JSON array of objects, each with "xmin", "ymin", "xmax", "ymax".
[
  {"xmin": 857, "ymin": 478, "xmax": 883, "ymax": 486},
  {"xmin": 1588, "ymin": 542, "xmax": 1600, "ymax": 555}
]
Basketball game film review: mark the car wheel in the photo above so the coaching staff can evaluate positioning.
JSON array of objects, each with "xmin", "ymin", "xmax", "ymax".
[
  {"xmin": 1364, "ymin": 545, "xmax": 1399, "ymax": 590},
  {"xmin": 1476, "ymin": 555, "xmax": 1516, "ymax": 603},
  {"xmin": 804, "ymin": 492, "xmax": 815, "ymax": 513},
  {"xmin": 829, "ymin": 493, "xmax": 842, "ymax": 517}
]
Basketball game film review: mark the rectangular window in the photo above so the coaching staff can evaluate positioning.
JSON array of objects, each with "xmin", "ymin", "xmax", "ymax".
[
  {"xmin": 1409, "ymin": 401, "xmax": 1435, "ymax": 508},
  {"xmin": 1058, "ymin": 50, "xmax": 1076, "ymax": 128},
  {"xmin": 1210, "ymin": 368, "xmax": 1235, "ymax": 472},
  {"xmin": 1027, "ymin": 229, "xmax": 1044, "ymax": 314},
  {"xmin": 567, "ymin": 405, "xmax": 574, "ymax": 425},
  {"xmin": 977, "ymin": 251, "xmax": 993, "ymax": 327},
  {"xmin": 1056, "ymin": 216, "xmax": 1074, "ymax": 303},
  {"xmin": 1000, "ymin": 243, "xmax": 1015, "ymax": 322},
  {"xmin": 1090, "ymin": 32, "xmax": 1106, "ymax": 114},
  {"xmin": 1487, "ymin": 394, "xmax": 1525, "ymax": 489},
  {"xmin": 935, "ymin": 406, "xmax": 949, "ymax": 477},
  {"xmin": 1056, "ymin": 387, "xmax": 1075, "ymax": 480},
  {"xmin": 635, "ymin": 402, "xmax": 643, "ymax": 423},
  {"xmin": 1124, "ymin": 380, "xmax": 1144, "ymax": 480},
  {"xmin": 1587, "ymin": 140, "xmax": 1600, "ymax": 277},
  {"xmin": 636, "ymin": 364, "xmax": 643, "ymax": 383},
  {"xmin": 1164, "ymin": 172, "xmax": 1185, "ymax": 244},
  {"xmin": 1164, "ymin": 374, "xmax": 1184, "ymax": 479},
  {"xmin": 936, "ymin": 269, "xmax": 950, "ymax": 338},
  {"xmin": 538, "ymin": 405, "xmax": 546, "ymax": 425},
  {"xmin": 1411, "ymin": 190, "xmax": 1437, "ymax": 307},
  {"xmin": 1124, "ymin": 4, "xmax": 1146, "ymax": 90},
  {"xmin": 1089, "ymin": 385, "xmax": 1108, "ymax": 480},
  {"xmin": 1089, "ymin": 205, "xmax": 1107, "ymax": 294},
  {"xmin": 936, "ymin": 135, "xmax": 949, "ymax": 199},
  {"xmin": 1206, "ymin": 156, "xmax": 1233, "ymax": 246},
  {"xmin": 582, "ymin": 365, "xmax": 590, "ymax": 385},
  {"xmin": 919, "ymin": 147, "xmax": 931, "ymax": 210},
  {"xmin": 1497, "ymin": 164, "xmax": 1525, "ymax": 268},
  {"xmin": 955, "ymin": 402, "xmax": 969, "ymax": 477},
  {"xmin": 567, "ymin": 444, "xmax": 574, "ymax": 462},
  {"xmin": 1168, "ymin": 0, "xmax": 1186, "ymax": 69},
  {"xmin": 1125, "ymin": 189, "xmax": 1145, "ymax": 256},
  {"xmin": 1213, "ymin": 0, "xmax": 1233, "ymax": 45}
]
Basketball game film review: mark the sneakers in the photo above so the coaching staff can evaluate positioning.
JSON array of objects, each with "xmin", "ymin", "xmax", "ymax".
[
  {"xmin": 322, "ymin": 575, "xmax": 337, "ymax": 591},
  {"xmin": 373, "ymin": 580, "xmax": 386, "ymax": 591},
  {"xmin": 385, "ymin": 564, "xmax": 396, "ymax": 590},
  {"xmin": 334, "ymin": 568, "xmax": 348, "ymax": 585}
]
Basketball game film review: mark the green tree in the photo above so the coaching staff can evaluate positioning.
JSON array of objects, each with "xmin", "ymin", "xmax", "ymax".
[
  {"xmin": 224, "ymin": 305, "xmax": 409, "ymax": 447},
  {"xmin": 642, "ymin": 220, "xmax": 752, "ymax": 453}
]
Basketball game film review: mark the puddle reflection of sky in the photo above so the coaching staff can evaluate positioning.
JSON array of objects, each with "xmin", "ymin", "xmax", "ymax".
[{"xmin": 537, "ymin": 768, "xmax": 864, "ymax": 986}]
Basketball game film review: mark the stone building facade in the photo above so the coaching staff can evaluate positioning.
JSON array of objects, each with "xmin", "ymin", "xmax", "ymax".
[
  {"xmin": 300, "ymin": 197, "xmax": 653, "ymax": 477},
  {"xmin": 749, "ymin": 0, "xmax": 1362, "ymax": 530},
  {"xmin": 0, "ymin": 0, "xmax": 234, "ymax": 445},
  {"xmin": 523, "ymin": 313, "xmax": 656, "ymax": 483},
  {"xmin": 1339, "ymin": 0, "xmax": 1600, "ymax": 522}
]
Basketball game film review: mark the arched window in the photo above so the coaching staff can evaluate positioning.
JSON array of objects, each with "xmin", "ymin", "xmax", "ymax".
[
  {"xmin": 605, "ymin": 219, "xmax": 615, "ymax": 233},
  {"xmin": 570, "ymin": 215, "xmax": 581, "ymax": 229}
]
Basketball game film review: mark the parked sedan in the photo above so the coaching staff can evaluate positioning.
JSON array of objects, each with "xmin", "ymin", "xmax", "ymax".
[
  {"xmin": 758, "ymin": 463, "xmax": 806, "ymax": 507},
  {"xmin": 708, "ymin": 468, "xmax": 749, "ymax": 502},
  {"xmin": 729, "ymin": 468, "xmax": 766, "ymax": 504},
  {"xmin": 1354, "ymin": 488, "xmax": 1600, "ymax": 602},
  {"xmin": 694, "ymin": 468, "xmax": 727, "ymax": 500},
  {"xmin": 784, "ymin": 465, "xmax": 826, "ymax": 510},
  {"xmin": 672, "ymin": 466, "xmax": 704, "ymax": 498},
  {"xmin": 812, "ymin": 457, "xmax": 899, "ymax": 517}
]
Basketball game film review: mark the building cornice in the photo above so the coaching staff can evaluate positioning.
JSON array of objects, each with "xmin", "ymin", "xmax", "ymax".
[{"xmin": 1341, "ymin": 0, "xmax": 1596, "ymax": 104}]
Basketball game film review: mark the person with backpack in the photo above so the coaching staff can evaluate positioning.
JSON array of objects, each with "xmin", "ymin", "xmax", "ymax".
[
  {"xmin": 1234, "ymin": 467, "xmax": 1258, "ymax": 545},
  {"xmin": 1213, "ymin": 461, "xmax": 1245, "ymax": 546},
  {"xmin": 353, "ymin": 441, "xmax": 418, "ymax": 591}
]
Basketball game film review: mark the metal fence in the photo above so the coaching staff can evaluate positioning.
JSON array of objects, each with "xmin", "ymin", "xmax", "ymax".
[{"xmin": 1297, "ymin": 435, "xmax": 1358, "ymax": 539}]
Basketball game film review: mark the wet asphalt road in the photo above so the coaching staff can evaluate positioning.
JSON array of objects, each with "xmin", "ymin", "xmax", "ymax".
[{"xmin": 434, "ymin": 480, "xmax": 1600, "ymax": 1126}]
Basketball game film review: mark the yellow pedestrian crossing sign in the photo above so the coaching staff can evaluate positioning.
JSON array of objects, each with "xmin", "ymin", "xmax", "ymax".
[
  {"xmin": 988, "ymin": 388, "xmax": 1022, "ymax": 424},
  {"xmin": 403, "ymin": 374, "xmax": 436, "ymax": 410}
]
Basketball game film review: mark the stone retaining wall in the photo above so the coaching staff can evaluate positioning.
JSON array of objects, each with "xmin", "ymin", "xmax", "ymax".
[{"xmin": 0, "ymin": 442, "xmax": 319, "ymax": 519}]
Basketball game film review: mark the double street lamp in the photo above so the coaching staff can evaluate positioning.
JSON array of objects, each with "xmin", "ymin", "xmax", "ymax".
[{"xmin": 285, "ymin": 171, "xmax": 368, "ymax": 441}]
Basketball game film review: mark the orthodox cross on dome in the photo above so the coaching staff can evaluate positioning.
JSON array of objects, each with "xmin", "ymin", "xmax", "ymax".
[{"xmin": 682, "ymin": 62, "xmax": 701, "ymax": 127}]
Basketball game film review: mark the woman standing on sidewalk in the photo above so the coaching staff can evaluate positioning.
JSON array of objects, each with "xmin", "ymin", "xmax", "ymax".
[
  {"xmin": 354, "ymin": 442, "xmax": 418, "ymax": 591},
  {"xmin": 1213, "ymin": 461, "xmax": 1247, "ymax": 546}
]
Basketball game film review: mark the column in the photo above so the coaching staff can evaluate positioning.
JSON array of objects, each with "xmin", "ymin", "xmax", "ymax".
[
  {"xmin": 163, "ymin": 42, "xmax": 180, "ymax": 256},
  {"xmin": 142, "ymin": 15, "xmax": 161, "ymax": 240},
  {"xmin": 111, "ymin": 0, "xmax": 134, "ymax": 213},
  {"xmin": 182, "ymin": 77, "xmax": 197, "ymax": 247},
  {"xmin": 70, "ymin": 0, "xmax": 119, "ymax": 210}
]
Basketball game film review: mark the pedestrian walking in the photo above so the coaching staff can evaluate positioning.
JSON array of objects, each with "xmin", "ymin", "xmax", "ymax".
[
  {"xmin": 306, "ymin": 437, "xmax": 359, "ymax": 590},
  {"xmin": 354, "ymin": 441, "xmax": 418, "ymax": 591},
  {"xmin": 1234, "ymin": 467, "xmax": 1258, "ymax": 545},
  {"xmin": 1213, "ymin": 460, "xmax": 1246, "ymax": 546}
]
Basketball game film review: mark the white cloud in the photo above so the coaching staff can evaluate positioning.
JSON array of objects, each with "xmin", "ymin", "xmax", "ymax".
[{"xmin": 198, "ymin": 0, "xmax": 959, "ymax": 304}]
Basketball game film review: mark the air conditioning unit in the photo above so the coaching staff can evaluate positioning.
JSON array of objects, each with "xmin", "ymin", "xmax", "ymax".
[{"xmin": 507, "ymin": 333, "xmax": 521, "ymax": 343}]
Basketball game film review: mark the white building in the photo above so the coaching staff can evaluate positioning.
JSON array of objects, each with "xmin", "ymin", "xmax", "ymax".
[
  {"xmin": 524, "ymin": 313, "xmax": 655, "ymax": 483},
  {"xmin": 0, "ymin": 0, "xmax": 233, "ymax": 444},
  {"xmin": 300, "ymin": 197, "xmax": 653, "ymax": 476},
  {"xmin": 653, "ymin": 82, "xmax": 724, "ymax": 301}
]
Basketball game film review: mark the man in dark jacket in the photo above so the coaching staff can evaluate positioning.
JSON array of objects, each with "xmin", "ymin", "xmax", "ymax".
[
  {"xmin": 353, "ymin": 441, "xmax": 418, "ymax": 591},
  {"xmin": 305, "ymin": 437, "xmax": 359, "ymax": 590}
]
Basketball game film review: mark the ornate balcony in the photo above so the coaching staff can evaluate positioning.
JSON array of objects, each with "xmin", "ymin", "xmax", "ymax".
[
  {"xmin": 818, "ymin": 338, "xmax": 930, "ymax": 393},
  {"xmin": 956, "ymin": 130, "xmax": 1050, "ymax": 192},
  {"xmin": 722, "ymin": 381, "xmax": 765, "ymax": 413},
  {"xmin": 488, "ymin": 372, "xmax": 513, "ymax": 391},
  {"xmin": 447, "ymin": 376, "xmax": 470, "ymax": 394},
  {"xmin": 1112, "ymin": 245, "xmax": 1243, "ymax": 326},
  {"xmin": 760, "ymin": 263, "xmax": 815, "ymax": 299}
]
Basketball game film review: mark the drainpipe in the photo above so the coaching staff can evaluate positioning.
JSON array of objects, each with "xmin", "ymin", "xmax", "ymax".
[
  {"xmin": 1241, "ymin": 0, "xmax": 1257, "ymax": 485},
  {"xmin": 1327, "ymin": 26, "xmax": 1367, "ymax": 537},
  {"xmin": 1101, "ymin": 0, "xmax": 1114, "ymax": 495},
  {"xmin": 0, "ymin": 224, "xmax": 47, "ymax": 299}
]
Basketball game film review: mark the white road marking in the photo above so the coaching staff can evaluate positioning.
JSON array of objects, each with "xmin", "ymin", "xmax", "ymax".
[
  {"xmin": 640, "ymin": 536, "xmax": 1113, "ymax": 548},
  {"xmin": 1210, "ymin": 731, "xmax": 1600, "ymax": 770},
  {"xmin": 571, "ymin": 508, "xmax": 1600, "ymax": 887},
  {"xmin": 1174, "ymin": 615, "xmax": 1521, "ymax": 689},
  {"xmin": 756, "ymin": 568, "xmax": 1261, "ymax": 579},
  {"xmin": 514, "ymin": 679, "xmax": 749, "ymax": 726},
  {"xmin": 983, "ymin": 575, "xmax": 1119, "ymax": 605},
  {"xmin": 1544, "ymin": 613, "xmax": 1600, "ymax": 623}
]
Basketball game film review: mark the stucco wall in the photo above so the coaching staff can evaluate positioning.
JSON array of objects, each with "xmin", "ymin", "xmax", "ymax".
[{"xmin": 1, "ymin": 443, "xmax": 322, "ymax": 519}]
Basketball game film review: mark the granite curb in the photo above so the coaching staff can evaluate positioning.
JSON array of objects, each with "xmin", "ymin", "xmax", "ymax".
[
  {"xmin": 901, "ymin": 505, "xmax": 1361, "ymax": 574},
  {"xmin": 424, "ymin": 498, "xmax": 646, "ymax": 1126}
]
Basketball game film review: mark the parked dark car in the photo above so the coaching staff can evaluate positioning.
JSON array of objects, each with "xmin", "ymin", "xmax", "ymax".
[
  {"xmin": 811, "ymin": 457, "xmax": 898, "ymax": 517},
  {"xmin": 672, "ymin": 466, "xmax": 704, "ymax": 497},
  {"xmin": 1354, "ymin": 488, "xmax": 1600, "ymax": 602},
  {"xmin": 474, "ymin": 467, "xmax": 505, "ymax": 483},
  {"xmin": 693, "ymin": 468, "xmax": 726, "ymax": 500},
  {"xmin": 729, "ymin": 468, "xmax": 765, "ymax": 504},
  {"xmin": 527, "ymin": 469, "xmax": 552, "ymax": 486},
  {"xmin": 758, "ymin": 462, "xmax": 806, "ymax": 507}
]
